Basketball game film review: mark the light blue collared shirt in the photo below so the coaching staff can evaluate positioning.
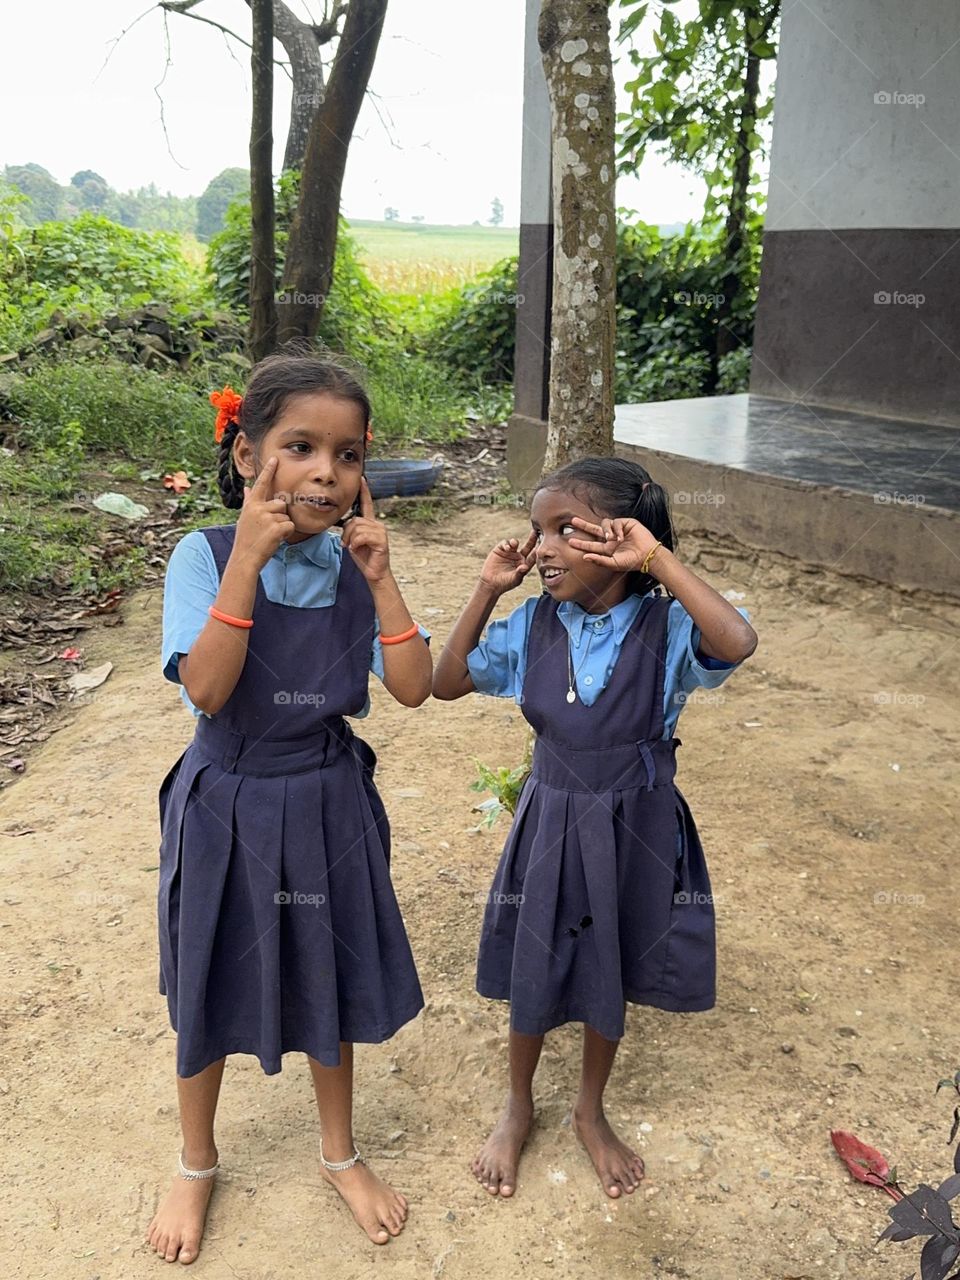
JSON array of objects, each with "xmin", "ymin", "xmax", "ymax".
[
  {"xmin": 466, "ymin": 592, "xmax": 748, "ymax": 738},
  {"xmin": 161, "ymin": 527, "xmax": 430, "ymax": 718}
]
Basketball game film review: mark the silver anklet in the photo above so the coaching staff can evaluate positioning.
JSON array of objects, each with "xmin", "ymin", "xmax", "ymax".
[
  {"xmin": 320, "ymin": 1142, "xmax": 364, "ymax": 1173},
  {"xmin": 178, "ymin": 1152, "xmax": 220, "ymax": 1181}
]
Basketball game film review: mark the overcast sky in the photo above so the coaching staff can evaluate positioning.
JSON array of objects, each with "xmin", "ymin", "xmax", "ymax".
[{"xmin": 1, "ymin": 0, "xmax": 709, "ymax": 226}]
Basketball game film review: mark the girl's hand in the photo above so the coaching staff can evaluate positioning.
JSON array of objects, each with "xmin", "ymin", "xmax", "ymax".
[
  {"xmin": 568, "ymin": 516, "xmax": 663, "ymax": 575},
  {"xmin": 478, "ymin": 530, "xmax": 538, "ymax": 596},
  {"xmin": 341, "ymin": 478, "xmax": 391, "ymax": 583},
  {"xmin": 232, "ymin": 456, "xmax": 296, "ymax": 572}
]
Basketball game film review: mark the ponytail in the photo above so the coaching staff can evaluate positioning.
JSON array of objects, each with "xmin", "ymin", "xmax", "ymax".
[
  {"xmin": 217, "ymin": 419, "xmax": 245, "ymax": 509},
  {"xmin": 627, "ymin": 478, "xmax": 674, "ymax": 596}
]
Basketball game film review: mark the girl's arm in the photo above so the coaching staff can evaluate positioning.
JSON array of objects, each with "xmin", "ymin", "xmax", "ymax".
[
  {"xmin": 569, "ymin": 517, "xmax": 757, "ymax": 664},
  {"xmin": 179, "ymin": 457, "xmax": 295, "ymax": 715},
  {"xmin": 433, "ymin": 532, "xmax": 538, "ymax": 701},
  {"xmin": 341, "ymin": 478, "xmax": 430, "ymax": 707},
  {"xmin": 432, "ymin": 581, "xmax": 500, "ymax": 700},
  {"xmin": 645, "ymin": 549, "xmax": 757, "ymax": 664},
  {"xmin": 369, "ymin": 572, "xmax": 432, "ymax": 707}
]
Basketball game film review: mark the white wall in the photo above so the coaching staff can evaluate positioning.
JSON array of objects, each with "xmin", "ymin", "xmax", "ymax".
[{"xmin": 766, "ymin": 0, "xmax": 960, "ymax": 231}]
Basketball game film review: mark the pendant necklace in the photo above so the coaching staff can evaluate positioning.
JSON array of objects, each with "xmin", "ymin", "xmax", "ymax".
[{"xmin": 566, "ymin": 626, "xmax": 596, "ymax": 703}]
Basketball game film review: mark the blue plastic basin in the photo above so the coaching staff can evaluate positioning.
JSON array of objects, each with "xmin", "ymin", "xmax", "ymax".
[{"xmin": 364, "ymin": 458, "xmax": 443, "ymax": 499}]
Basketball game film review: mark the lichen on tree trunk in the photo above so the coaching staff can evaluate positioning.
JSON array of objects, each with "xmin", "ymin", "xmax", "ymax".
[{"xmin": 538, "ymin": 0, "xmax": 617, "ymax": 473}]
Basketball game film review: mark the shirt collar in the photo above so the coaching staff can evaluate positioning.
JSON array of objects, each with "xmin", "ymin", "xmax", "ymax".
[
  {"xmin": 272, "ymin": 529, "xmax": 338, "ymax": 569},
  {"xmin": 557, "ymin": 592, "xmax": 648, "ymax": 644}
]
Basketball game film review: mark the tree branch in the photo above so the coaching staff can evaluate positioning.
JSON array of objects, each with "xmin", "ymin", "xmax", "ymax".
[
  {"xmin": 158, "ymin": 1, "xmax": 293, "ymax": 81},
  {"xmin": 313, "ymin": 1, "xmax": 349, "ymax": 45}
]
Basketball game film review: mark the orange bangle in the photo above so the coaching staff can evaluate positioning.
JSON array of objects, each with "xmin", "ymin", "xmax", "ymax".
[
  {"xmin": 209, "ymin": 605, "xmax": 254, "ymax": 629},
  {"xmin": 379, "ymin": 622, "xmax": 419, "ymax": 646}
]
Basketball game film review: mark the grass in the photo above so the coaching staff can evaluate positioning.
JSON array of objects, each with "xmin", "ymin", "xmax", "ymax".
[{"xmin": 347, "ymin": 220, "xmax": 518, "ymax": 295}]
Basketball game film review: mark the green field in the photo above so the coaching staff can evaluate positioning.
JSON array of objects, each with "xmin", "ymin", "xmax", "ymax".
[{"xmin": 347, "ymin": 219, "xmax": 519, "ymax": 294}]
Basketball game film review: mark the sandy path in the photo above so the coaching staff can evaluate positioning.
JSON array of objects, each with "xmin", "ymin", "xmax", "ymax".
[{"xmin": 2, "ymin": 505, "xmax": 959, "ymax": 1279}]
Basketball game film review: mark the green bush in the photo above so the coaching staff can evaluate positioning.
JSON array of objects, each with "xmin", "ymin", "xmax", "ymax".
[
  {"xmin": 419, "ymin": 218, "xmax": 760, "ymax": 404},
  {"xmin": 614, "ymin": 218, "xmax": 758, "ymax": 400},
  {"xmin": 11, "ymin": 213, "xmax": 209, "ymax": 303},
  {"xmin": 619, "ymin": 346, "xmax": 711, "ymax": 403},
  {"xmin": 422, "ymin": 256, "xmax": 519, "ymax": 386},
  {"xmin": 717, "ymin": 345, "xmax": 752, "ymax": 394},
  {"xmin": 0, "ymin": 211, "xmax": 212, "ymax": 350},
  {"xmin": 4, "ymin": 356, "xmax": 214, "ymax": 472}
]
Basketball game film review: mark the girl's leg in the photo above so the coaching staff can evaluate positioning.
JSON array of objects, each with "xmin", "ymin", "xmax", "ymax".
[
  {"xmin": 572, "ymin": 1024, "xmax": 646, "ymax": 1197},
  {"xmin": 471, "ymin": 1028, "xmax": 544, "ymax": 1197},
  {"xmin": 147, "ymin": 1056, "xmax": 225, "ymax": 1264},
  {"xmin": 309, "ymin": 1044, "xmax": 408, "ymax": 1245}
]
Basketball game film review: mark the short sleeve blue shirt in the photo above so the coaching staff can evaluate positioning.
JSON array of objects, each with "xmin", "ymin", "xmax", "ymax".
[
  {"xmin": 466, "ymin": 592, "xmax": 748, "ymax": 738},
  {"xmin": 161, "ymin": 527, "xmax": 430, "ymax": 718}
]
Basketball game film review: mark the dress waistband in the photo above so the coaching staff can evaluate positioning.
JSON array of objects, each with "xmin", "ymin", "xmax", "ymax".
[
  {"xmin": 192, "ymin": 714, "xmax": 358, "ymax": 778},
  {"xmin": 530, "ymin": 735, "xmax": 679, "ymax": 793}
]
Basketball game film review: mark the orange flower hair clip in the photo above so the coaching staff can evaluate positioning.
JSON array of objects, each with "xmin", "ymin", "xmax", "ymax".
[
  {"xmin": 365, "ymin": 424, "xmax": 374, "ymax": 444},
  {"xmin": 210, "ymin": 386, "xmax": 243, "ymax": 443}
]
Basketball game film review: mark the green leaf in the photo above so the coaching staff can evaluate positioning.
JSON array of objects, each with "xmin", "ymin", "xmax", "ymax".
[{"xmin": 652, "ymin": 80, "xmax": 676, "ymax": 115}]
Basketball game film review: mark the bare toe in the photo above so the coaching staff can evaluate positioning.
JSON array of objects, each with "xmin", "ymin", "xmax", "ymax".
[
  {"xmin": 321, "ymin": 1158, "xmax": 407, "ymax": 1245},
  {"xmin": 573, "ymin": 1110, "xmax": 646, "ymax": 1200},
  {"xmin": 472, "ymin": 1096, "xmax": 532, "ymax": 1200}
]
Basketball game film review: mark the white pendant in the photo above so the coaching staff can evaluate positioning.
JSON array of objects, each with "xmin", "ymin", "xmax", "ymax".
[{"xmin": 566, "ymin": 689, "xmax": 577, "ymax": 704}]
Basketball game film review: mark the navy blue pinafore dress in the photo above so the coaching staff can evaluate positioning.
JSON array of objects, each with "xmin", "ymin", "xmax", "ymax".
[
  {"xmin": 476, "ymin": 593, "xmax": 716, "ymax": 1041},
  {"xmin": 158, "ymin": 525, "xmax": 424, "ymax": 1077}
]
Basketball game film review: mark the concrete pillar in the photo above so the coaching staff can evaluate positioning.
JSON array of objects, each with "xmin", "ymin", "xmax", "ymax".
[
  {"xmin": 752, "ymin": 0, "xmax": 960, "ymax": 426},
  {"xmin": 507, "ymin": 0, "xmax": 553, "ymax": 490}
]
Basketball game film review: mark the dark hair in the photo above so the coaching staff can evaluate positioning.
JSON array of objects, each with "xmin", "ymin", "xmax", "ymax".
[
  {"xmin": 216, "ymin": 348, "xmax": 372, "ymax": 509},
  {"xmin": 534, "ymin": 456, "xmax": 676, "ymax": 596}
]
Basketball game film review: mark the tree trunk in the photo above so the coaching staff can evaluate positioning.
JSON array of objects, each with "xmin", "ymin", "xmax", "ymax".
[
  {"xmin": 715, "ymin": 48, "xmax": 759, "ymax": 364},
  {"xmin": 715, "ymin": 1, "xmax": 779, "ymax": 366},
  {"xmin": 538, "ymin": 0, "xmax": 617, "ymax": 474},
  {"xmin": 248, "ymin": 0, "xmax": 277, "ymax": 360},
  {"xmin": 244, "ymin": 0, "xmax": 327, "ymax": 173},
  {"xmin": 276, "ymin": 0, "xmax": 388, "ymax": 344}
]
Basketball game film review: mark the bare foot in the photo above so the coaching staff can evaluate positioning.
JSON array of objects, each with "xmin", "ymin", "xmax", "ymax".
[
  {"xmin": 320, "ymin": 1158, "xmax": 408, "ymax": 1245},
  {"xmin": 146, "ymin": 1149, "xmax": 218, "ymax": 1265},
  {"xmin": 470, "ymin": 1095, "xmax": 534, "ymax": 1197},
  {"xmin": 572, "ymin": 1108, "xmax": 645, "ymax": 1198}
]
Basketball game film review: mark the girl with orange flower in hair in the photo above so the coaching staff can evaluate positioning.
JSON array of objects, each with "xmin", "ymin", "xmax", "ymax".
[{"xmin": 147, "ymin": 353, "xmax": 430, "ymax": 1261}]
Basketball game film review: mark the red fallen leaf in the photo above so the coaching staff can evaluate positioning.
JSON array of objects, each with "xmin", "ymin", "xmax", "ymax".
[
  {"xmin": 163, "ymin": 471, "xmax": 191, "ymax": 494},
  {"xmin": 831, "ymin": 1129, "xmax": 903, "ymax": 1200},
  {"xmin": 59, "ymin": 647, "xmax": 81, "ymax": 662}
]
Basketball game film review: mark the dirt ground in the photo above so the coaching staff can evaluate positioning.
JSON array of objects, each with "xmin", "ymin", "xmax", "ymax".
[{"xmin": 2, "ymin": 503, "xmax": 959, "ymax": 1280}]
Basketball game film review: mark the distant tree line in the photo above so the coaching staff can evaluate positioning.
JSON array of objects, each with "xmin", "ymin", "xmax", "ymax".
[{"xmin": 1, "ymin": 162, "xmax": 252, "ymax": 241}]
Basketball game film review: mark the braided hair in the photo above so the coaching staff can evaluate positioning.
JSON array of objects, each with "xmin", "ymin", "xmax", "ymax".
[
  {"xmin": 216, "ymin": 349, "xmax": 372, "ymax": 510},
  {"xmin": 534, "ymin": 456, "xmax": 676, "ymax": 597}
]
